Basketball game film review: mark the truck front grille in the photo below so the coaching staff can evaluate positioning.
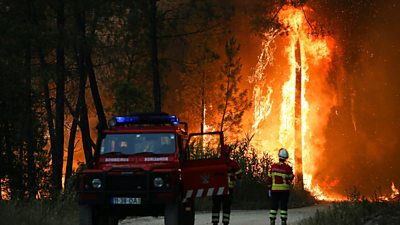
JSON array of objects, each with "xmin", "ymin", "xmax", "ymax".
[{"xmin": 106, "ymin": 175, "xmax": 148, "ymax": 192}]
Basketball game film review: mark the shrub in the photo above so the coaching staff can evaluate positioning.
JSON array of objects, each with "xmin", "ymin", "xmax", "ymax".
[
  {"xmin": 297, "ymin": 200, "xmax": 400, "ymax": 225},
  {"xmin": 0, "ymin": 192, "xmax": 78, "ymax": 225}
]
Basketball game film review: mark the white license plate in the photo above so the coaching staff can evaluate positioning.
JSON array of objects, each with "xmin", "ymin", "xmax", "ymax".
[{"xmin": 111, "ymin": 197, "xmax": 141, "ymax": 205}]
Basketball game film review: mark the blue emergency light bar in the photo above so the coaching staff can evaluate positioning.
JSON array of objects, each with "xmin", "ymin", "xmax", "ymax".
[{"xmin": 108, "ymin": 113, "xmax": 181, "ymax": 127}]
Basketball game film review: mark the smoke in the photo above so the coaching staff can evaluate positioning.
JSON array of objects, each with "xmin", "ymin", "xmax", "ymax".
[
  {"xmin": 313, "ymin": 0, "xmax": 400, "ymax": 197},
  {"xmin": 229, "ymin": 0, "xmax": 400, "ymax": 198}
]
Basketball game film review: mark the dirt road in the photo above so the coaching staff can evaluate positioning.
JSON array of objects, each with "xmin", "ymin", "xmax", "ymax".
[{"xmin": 120, "ymin": 204, "xmax": 331, "ymax": 225}]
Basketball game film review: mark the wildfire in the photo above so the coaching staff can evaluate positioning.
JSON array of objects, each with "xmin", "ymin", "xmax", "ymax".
[
  {"xmin": 390, "ymin": 182, "xmax": 399, "ymax": 199},
  {"xmin": 378, "ymin": 182, "xmax": 400, "ymax": 202},
  {"xmin": 251, "ymin": 4, "xmax": 337, "ymax": 199},
  {"xmin": 1, "ymin": 178, "xmax": 10, "ymax": 200}
]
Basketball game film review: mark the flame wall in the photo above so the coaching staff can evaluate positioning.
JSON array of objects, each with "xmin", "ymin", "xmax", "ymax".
[
  {"xmin": 234, "ymin": 0, "xmax": 400, "ymax": 199},
  {"xmin": 314, "ymin": 0, "xmax": 400, "ymax": 198}
]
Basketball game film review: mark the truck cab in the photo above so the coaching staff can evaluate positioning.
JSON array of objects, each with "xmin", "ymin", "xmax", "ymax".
[{"xmin": 78, "ymin": 113, "xmax": 230, "ymax": 225}]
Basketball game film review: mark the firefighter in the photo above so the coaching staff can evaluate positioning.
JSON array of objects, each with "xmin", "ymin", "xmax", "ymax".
[
  {"xmin": 211, "ymin": 145, "xmax": 242, "ymax": 225},
  {"xmin": 267, "ymin": 148, "xmax": 294, "ymax": 225}
]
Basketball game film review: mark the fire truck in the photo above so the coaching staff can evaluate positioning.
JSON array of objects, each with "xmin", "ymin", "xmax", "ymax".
[{"xmin": 77, "ymin": 113, "xmax": 230, "ymax": 225}]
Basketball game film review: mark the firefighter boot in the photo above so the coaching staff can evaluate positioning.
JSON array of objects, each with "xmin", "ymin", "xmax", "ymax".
[
  {"xmin": 281, "ymin": 219, "xmax": 287, "ymax": 225},
  {"xmin": 270, "ymin": 219, "xmax": 275, "ymax": 225}
]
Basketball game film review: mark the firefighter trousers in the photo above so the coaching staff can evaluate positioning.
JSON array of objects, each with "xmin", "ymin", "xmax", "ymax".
[
  {"xmin": 269, "ymin": 191, "xmax": 290, "ymax": 223},
  {"xmin": 212, "ymin": 188, "xmax": 233, "ymax": 225}
]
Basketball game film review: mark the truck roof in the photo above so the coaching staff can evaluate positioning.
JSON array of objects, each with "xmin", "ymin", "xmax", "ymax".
[
  {"xmin": 106, "ymin": 113, "xmax": 187, "ymax": 134},
  {"xmin": 104, "ymin": 125, "xmax": 182, "ymax": 134}
]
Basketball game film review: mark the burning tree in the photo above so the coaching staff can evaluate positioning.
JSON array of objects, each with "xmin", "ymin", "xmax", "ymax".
[{"xmin": 249, "ymin": 1, "xmax": 337, "ymax": 196}]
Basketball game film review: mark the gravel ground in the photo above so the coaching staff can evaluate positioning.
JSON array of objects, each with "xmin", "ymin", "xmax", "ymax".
[{"xmin": 120, "ymin": 203, "xmax": 331, "ymax": 225}]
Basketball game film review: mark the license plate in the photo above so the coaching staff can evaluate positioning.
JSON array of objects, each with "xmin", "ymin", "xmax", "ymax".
[{"xmin": 111, "ymin": 197, "xmax": 141, "ymax": 205}]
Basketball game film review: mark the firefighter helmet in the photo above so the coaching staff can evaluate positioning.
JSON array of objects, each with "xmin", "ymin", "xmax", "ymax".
[{"xmin": 278, "ymin": 148, "xmax": 289, "ymax": 160}]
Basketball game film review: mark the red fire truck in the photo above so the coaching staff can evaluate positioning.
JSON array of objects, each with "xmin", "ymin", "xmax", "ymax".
[{"xmin": 78, "ymin": 113, "xmax": 230, "ymax": 225}]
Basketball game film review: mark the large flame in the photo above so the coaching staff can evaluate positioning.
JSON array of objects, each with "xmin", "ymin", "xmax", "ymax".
[{"xmin": 251, "ymin": 5, "xmax": 338, "ymax": 199}]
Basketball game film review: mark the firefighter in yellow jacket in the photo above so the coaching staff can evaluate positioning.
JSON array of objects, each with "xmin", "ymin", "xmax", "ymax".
[{"xmin": 267, "ymin": 148, "xmax": 294, "ymax": 225}]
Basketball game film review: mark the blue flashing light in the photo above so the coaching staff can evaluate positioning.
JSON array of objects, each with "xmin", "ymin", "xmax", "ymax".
[
  {"xmin": 114, "ymin": 116, "xmax": 140, "ymax": 124},
  {"xmin": 109, "ymin": 114, "xmax": 181, "ymax": 127},
  {"xmin": 168, "ymin": 115, "xmax": 179, "ymax": 124}
]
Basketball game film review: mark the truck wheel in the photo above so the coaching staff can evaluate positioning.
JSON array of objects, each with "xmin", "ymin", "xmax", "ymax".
[
  {"xmin": 80, "ymin": 206, "xmax": 118, "ymax": 225},
  {"xmin": 183, "ymin": 198, "xmax": 195, "ymax": 225},
  {"xmin": 98, "ymin": 215, "xmax": 119, "ymax": 225},
  {"xmin": 164, "ymin": 198, "xmax": 183, "ymax": 225},
  {"xmin": 79, "ymin": 205, "xmax": 94, "ymax": 225}
]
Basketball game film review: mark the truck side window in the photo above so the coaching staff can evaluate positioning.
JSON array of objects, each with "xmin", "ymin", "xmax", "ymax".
[{"xmin": 187, "ymin": 134, "xmax": 221, "ymax": 160}]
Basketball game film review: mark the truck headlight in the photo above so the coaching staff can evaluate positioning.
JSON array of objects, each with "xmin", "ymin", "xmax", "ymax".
[
  {"xmin": 153, "ymin": 177, "xmax": 164, "ymax": 188},
  {"xmin": 92, "ymin": 178, "xmax": 102, "ymax": 189}
]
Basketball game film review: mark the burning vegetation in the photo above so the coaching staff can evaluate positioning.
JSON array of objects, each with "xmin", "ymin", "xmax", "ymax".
[
  {"xmin": 240, "ymin": 0, "xmax": 400, "ymax": 201},
  {"xmin": 0, "ymin": 0, "xmax": 399, "ymax": 207},
  {"xmin": 250, "ymin": 3, "xmax": 337, "ymax": 199}
]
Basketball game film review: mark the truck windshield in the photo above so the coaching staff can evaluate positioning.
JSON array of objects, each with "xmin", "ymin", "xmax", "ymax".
[{"xmin": 100, "ymin": 133, "xmax": 176, "ymax": 155}]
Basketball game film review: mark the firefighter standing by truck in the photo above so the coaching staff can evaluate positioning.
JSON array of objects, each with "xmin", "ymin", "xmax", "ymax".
[
  {"xmin": 267, "ymin": 148, "xmax": 294, "ymax": 225},
  {"xmin": 212, "ymin": 146, "xmax": 242, "ymax": 225}
]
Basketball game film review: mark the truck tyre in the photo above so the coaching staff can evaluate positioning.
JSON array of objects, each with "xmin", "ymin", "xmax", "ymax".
[
  {"xmin": 79, "ymin": 205, "xmax": 94, "ymax": 225},
  {"xmin": 164, "ymin": 197, "xmax": 183, "ymax": 225},
  {"xmin": 182, "ymin": 198, "xmax": 195, "ymax": 225},
  {"xmin": 98, "ymin": 215, "xmax": 119, "ymax": 225},
  {"xmin": 80, "ymin": 205, "xmax": 118, "ymax": 225}
]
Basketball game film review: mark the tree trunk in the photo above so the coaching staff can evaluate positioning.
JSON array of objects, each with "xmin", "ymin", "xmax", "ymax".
[
  {"xmin": 85, "ymin": 54, "xmax": 107, "ymax": 130},
  {"xmin": 53, "ymin": 0, "xmax": 65, "ymax": 191},
  {"xmin": 149, "ymin": 0, "xmax": 162, "ymax": 112},
  {"xmin": 73, "ymin": 0, "xmax": 106, "ymax": 161},
  {"xmin": 86, "ymin": 54, "xmax": 107, "ymax": 162},
  {"xmin": 75, "ymin": 45, "xmax": 93, "ymax": 163},
  {"xmin": 25, "ymin": 0, "xmax": 36, "ymax": 199},
  {"xmin": 294, "ymin": 40, "xmax": 304, "ymax": 189},
  {"xmin": 65, "ymin": 117, "xmax": 78, "ymax": 186},
  {"xmin": 38, "ymin": 49, "xmax": 56, "ymax": 171},
  {"xmin": 220, "ymin": 74, "xmax": 231, "ymax": 132},
  {"xmin": 25, "ymin": 28, "xmax": 36, "ymax": 200},
  {"xmin": 201, "ymin": 72, "xmax": 205, "ymax": 133}
]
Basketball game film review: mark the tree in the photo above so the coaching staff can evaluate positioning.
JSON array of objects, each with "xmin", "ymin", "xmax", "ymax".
[
  {"xmin": 24, "ymin": 0, "xmax": 37, "ymax": 198},
  {"xmin": 148, "ymin": 0, "xmax": 162, "ymax": 112},
  {"xmin": 112, "ymin": 81, "xmax": 152, "ymax": 115},
  {"xmin": 0, "ymin": 0, "xmax": 52, "ymax": 199},
  {"xmin": 52, "ymin": 0, "xmax": 66, "ymax": 192},
  {"xmin": 216, "ymin": 37, "xmax": 251, "ymax": 135},
  {"xmin": 157, "ymin": 0, "xmax": 235, "ymax": 130}
]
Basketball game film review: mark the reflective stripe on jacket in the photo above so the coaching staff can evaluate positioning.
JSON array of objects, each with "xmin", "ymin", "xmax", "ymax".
[{"xmin": 268, "ymin": 162, "xmax": 294, "ymax": 191}]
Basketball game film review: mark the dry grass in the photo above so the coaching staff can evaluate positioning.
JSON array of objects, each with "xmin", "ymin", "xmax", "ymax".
[
  {"xmin": 0, "ymin": 197, "xmax": 78, "ymax": 225},
  {"xmin": 297, "ymin": 200, "xmax": 400, "ymax": 225}
]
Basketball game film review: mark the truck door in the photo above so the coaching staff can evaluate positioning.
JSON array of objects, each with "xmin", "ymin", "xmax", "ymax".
[{"xmin": 181, "ymin": 132, "xmax": 229, "ymax": 199}]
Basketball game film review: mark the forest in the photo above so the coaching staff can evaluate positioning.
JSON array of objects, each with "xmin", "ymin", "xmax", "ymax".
[
  {"xmin": 0, "ymin": 0, "xmax": 270, "ymax": 200},
  {"xmin": 2, "ymin": 0, "xmax": 397, "ymax": 203}
]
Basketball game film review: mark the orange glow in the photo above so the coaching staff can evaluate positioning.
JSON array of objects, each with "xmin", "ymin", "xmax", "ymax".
[
  {"xmin": 378, "ymin": 182, "xmax": 400, "ymax": 201},
  {"xmin": 390, "ymin": 182, "xmax": 399, "ymax": 199},
  {"xmin": 1, "ymin": 178, "xmax": 10, "ymax": 200},
  {"xmin": 377, "ymin": 182, "xmax": 399, "ymax": 201},
  {"xmin": 250, "ymin": 5, "xmax": 337, "ymax": 199}
]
